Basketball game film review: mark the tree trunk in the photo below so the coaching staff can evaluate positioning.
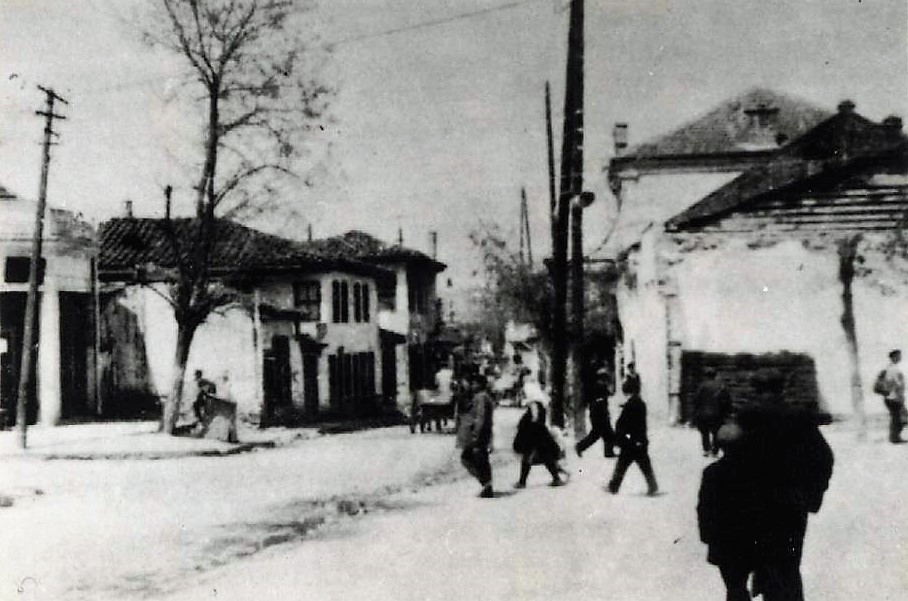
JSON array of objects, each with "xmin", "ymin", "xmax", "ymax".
[
  {"xmin": 838, "ymin": 235, "xmax": 866, "ymax": 441},
  {"xmin": 161, "ymin": 320, "xmax": 198, "ymax": 435}
]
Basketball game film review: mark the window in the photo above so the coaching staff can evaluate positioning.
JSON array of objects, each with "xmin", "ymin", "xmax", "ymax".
[
  {"xmin": 292, "ymin": 281, "xmax": 321, "ymax": 322},
  {"xmin": 332, "ymin": 281, "xmax": 341, "ymax": 323},
  {"xmin": 4, "ymin": 256, "xmax": 45, "ymax": 284},
  {"xmin": 332, "ymin": 280, "xmax": 350, "ymax": 323},
  {"xmin": 352, "ymin": 282, "xmax": 371, "ymax": 323},
  {"xmin": 340, "ymin": 281, "xmax": 349, "ymax": 322},
  {"xmin": 408, "ymin": 273, "xmax": 430, "ymax": 314},
  {"xmin": 353, "ymin": 283, "xmax": 363, "ymax": 323}
]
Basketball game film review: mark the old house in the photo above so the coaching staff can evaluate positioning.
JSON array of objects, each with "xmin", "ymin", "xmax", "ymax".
[
  {"xmin": 0, "ymin": 186, "xmax": 99, "ymax": 426},
  {"xmin": 99, "ymin": 217, "xmax": 395, "ymax": 425},
  {"xmin": 311, "ymin": 231, "xmax": 447, "ymax": 409},
  {"xmin": 609, "ymin": 93, "xmax": 908, "ymax": 423}
]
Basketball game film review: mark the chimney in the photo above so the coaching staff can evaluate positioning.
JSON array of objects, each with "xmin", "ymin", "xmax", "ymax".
[
  {"xmin": 613, "ymin": 123, "xmax": 628, "ymax": 155},
  {"xmin": 838, "ymin": 99, "xmax": 856, "ymax": 114},
  {"xmin": 430, "ymin": 231, "xmax": 438, "ymax": 259},
  {"xmin": 398, "ymin": 227, "xmax": 404, "ymax": 246},
  {"xmin": 307, "ymin": 223, "xmax": 313, "ymax": 242},
  {"xmin": 124, "ymin": 199, "xmax": 134, "ymax": 218}
]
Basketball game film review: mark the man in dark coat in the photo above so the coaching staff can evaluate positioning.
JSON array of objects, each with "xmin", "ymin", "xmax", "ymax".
[
  {"xmin": 576, "ymin": 368, "xmax": 617, "ymax": 458},
  {"xmin": 622, "ymin": 362, "xmax": 641, "ymax": 396},
  {"xmin": 191, "ymin": 370, "xmax": 216, "ymax": 423},
  {"xmin": 607, "ymin": 390, "xmax": 658, "ymax": 496},
  {"xmin": 693, "ymin": 367, "xmax": 732, "ymax": 456},
  {"xmin": 698, "ymin": 372, "xmax": 834, "ymax": 601},
  {"xmin": 456, "ymin": 371, "xmax": 495, "ymax": 498}
]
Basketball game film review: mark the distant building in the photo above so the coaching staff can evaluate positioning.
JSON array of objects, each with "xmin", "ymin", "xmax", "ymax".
[
  {"xmin": 608, "ymin": 89, "xmax": 908, "ymax": 422},
  {"xmin": 99, "ymin": 217, "xmax": 394, "ymax": 424},
  {"xmin": 0, "ymin": 185, "xmax": 99, "ymax": 426},
  {"xmin": 310, "ymin": 231, "xmax": 447, "ymax": 408}
]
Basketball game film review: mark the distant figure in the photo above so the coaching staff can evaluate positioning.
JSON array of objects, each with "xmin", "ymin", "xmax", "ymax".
[
  {"xmin": 622, "ymin": 362, "xmax": 641, "ymax": 396},
  {"xmin": 607, "ymin": 388, "xmax": 659, "ymax": 496},
  {"xmin": 576, "ymin": 367, "xmax": 617, "ymax": 458},
  {"xmin": 435, "ymin": 363, "xmax": 454, "ymax": 399},
  {"xmin": 192, "ymin": 370, "xmax": 216, "ymax": 423},
  {"xmin": 876, "ymin": 349, "xmax": 906, "ymax": 444},
  {"xmin": 693, "ymin": 367, "xmax": 733, "ymax": 456},
  {"xmin": 512, "ymin": 401, "xmax": 569, "ymax": 488},
  {"xmin": 698, "ymin": 372, "xmax": 834, "ymax": 601},
  {"xmin": 456, "ymin": 371, "xmax": 495, "ymax": 498}
]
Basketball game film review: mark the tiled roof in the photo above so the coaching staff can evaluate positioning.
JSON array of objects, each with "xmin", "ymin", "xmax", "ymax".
[
  {"xmin": 314, "ymin": 230, "xmax": 446, "ymax": 272},
  {"xmin": 624, "ymin": 88, "xmax": 831, "ymax": 159},
  {"xmin": 666, "ymin": 110, "xmax": 908, "ymax": 231},
  {"xmin": 99, "ymin": 218, "xmax": 392, "ymax": 281}
]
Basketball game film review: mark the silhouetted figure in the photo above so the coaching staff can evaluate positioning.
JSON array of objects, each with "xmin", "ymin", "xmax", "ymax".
[
  {"xmin": 576, "ymin": 368, "xmax": 616, "ymax": 457},
  {"xmin": 607, "ymin": 391, "xmax": 658, "ymax": 496},
  {"xmin": 693, "ymin": 367, "xmax": 732, "ymax": 456},
  {"xmin": 513, "ymin": 401, "xmax": 568, "ymax": 488},
  {"xmin": 456, "ymin": 371, "xmax": 495, "ymax": 498},
  {"xmin": 622, "ymin": 362, "xmax": 641, "ymax": 396},
  {"xmin": 191, "ymin": 370, "xmax": 216, "ymax": 423},
  {"xmin": 877, "ymin": 349, "xmax": 906, "ymax": 444},
  {"xmin": 698, "ymin": 371, "xmax": 834, "ymax": 601}
]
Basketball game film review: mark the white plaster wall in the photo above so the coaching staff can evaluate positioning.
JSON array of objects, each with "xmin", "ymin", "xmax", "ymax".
[
  {"xmin": 632, "ymin": 237, "xmax": 908, "ymax": 419},
  {"xmin": 119, "ymin": 286, "xmax": 259, "ymax": 416},
  {"xmin": 609, "ymin": 172, "xmax": 739, "ymax": 253}
]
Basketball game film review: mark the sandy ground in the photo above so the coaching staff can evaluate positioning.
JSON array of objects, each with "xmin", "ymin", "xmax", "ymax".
[{"xmin": 2, "ymin": 409, "xmax": 907, "ymax": 601}]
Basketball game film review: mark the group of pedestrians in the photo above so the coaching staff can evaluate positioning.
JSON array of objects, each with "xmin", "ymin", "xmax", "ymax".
[
  {"xmin": 455, "ymin": 360, "xmax": 658, "ymax": 498},
  {"xmin": 453, "ymin": 357, "xmax": 838, "ymax": 601}
]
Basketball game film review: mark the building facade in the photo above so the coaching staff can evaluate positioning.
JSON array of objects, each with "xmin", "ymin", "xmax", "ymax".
[
  {"xmin": 0, "ymin": 186, "xmax": 99, "ymax": 426},
  {"xmin": 99, "ymin": 218, "xmax": 393, "ymax": 425},
  {"xmin": 609, "ymin": 92, "xmax": 908, "ymax": 422}
]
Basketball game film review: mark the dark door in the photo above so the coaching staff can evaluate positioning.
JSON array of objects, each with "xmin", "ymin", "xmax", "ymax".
[
  {"xmin": 0, "ymin": 292, "xmax": 38, "ymax": 426},
  {"xmin": 302, "ymin": 353, "xmax": 319, "ymax": 418},
  {"xmin": 262, "ymin": 335, "xmax": 292, "ymax": 425},
  {"xmin": 59, "ymin": 292, "xmax": 91, "ymax": 420}
]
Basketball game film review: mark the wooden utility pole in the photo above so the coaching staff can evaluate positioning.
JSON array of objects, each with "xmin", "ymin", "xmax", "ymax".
[
  {"xmin": 545, "ymin": 83, "xmax": 557, "ymax": 254},
  {"xmin": 551, "ymin": 0, "xmax": 585, "ymax": 429},
  {"xmin": 16, "ymin": 86, "xmax": 68, "ymax": 448},
  {"xmin": 521, "ymin": 188, "xmax": 533, "ymax": 268}
]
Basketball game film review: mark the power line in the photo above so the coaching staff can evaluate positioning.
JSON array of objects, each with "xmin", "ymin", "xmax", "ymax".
[
  {"xmin": 76, "ymin": 0, "xmax": 551, "ymax": 97},
  {"xmin": 330, "ymin": 0, "xmax": 547, "ymax": 47}
]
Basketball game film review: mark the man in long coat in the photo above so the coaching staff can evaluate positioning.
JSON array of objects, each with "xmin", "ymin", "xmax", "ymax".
[
  {"xmin": 607, "ymin": 389, "xmax": 658, "ymax": 496},
  {"xmin": 456, "ymin": 371, "xmax": 495, "ymax": 498}
]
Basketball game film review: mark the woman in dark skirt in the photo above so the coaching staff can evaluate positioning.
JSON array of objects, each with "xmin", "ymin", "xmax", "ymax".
[{"xmin": 512, "ymin": 401, "xmax": 569, "ymax": 488}]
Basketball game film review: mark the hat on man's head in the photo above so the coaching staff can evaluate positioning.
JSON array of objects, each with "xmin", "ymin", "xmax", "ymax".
[
  {"xmin": 890, "ymin": 349, "xmax": 902, "ymax": 361},
  {"xmin": 716, "ymin": 422, "xmax": 744, "ymax": 448}
]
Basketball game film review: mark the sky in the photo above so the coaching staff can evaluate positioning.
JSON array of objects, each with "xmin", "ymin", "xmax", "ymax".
[{"xmin": 0, "ymin": 0, "xmax": 906, "ymax": 318}]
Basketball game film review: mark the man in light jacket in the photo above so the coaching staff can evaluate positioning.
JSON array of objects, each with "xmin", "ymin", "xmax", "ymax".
[{"xmin": 456, "ymin": 370, "xmax": 495, "ymax": 498}]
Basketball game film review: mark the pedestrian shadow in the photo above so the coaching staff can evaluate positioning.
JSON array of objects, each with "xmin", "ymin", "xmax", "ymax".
[{"xmin": 491, "ymin": 490, "xmax": 518, "ymax": 499}]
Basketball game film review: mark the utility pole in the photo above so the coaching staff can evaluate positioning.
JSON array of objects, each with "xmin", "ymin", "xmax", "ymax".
[
  {"xmin": 551, "ymin": 0, "xmax": 585, "ymax": 429},
  {"xmin": 545, "ymin": 83, "xmax": 557, "ymax": 257},
  {"xmin": 521, "ymin": 188, "xmax": 533, "ymax": 269},
  {"xmin": 16, "ymin": 86, "xmax": 68, "ymax": 448}
]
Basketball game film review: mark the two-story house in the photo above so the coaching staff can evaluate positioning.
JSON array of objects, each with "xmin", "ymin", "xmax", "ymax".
[
  {"xmin": 312, "ymin": 231, "xmax": 447, "ymax": 409},
  {"xmin": 99, "ymin": 216, "xmax": 394, "ymax": 425}
]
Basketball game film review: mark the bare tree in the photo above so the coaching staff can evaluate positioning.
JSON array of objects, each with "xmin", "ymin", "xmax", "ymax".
[{"xmin": 141, "ymin": 0, "xmax": 331, "ymax": 434}]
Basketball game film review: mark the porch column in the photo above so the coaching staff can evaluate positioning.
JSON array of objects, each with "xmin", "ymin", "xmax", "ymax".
[{"xmin": 38, "ymin": 288, "xmax": 61, "ymax": 425}]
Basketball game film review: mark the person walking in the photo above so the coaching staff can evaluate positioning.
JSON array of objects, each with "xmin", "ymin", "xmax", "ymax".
[
  {"xmin": 698, "ymin": 371, "xmax": 834, "ymax": 601},
  {"xmin": 607, "ymin": 387, "xmax": 659, "ymax": 496},
  {"xmin": 876, "ymin": 349, "xmax": 906, "ymax": 444},
  {"xmin": 513, "ymin": 401, "xmax": 569, "ymax": 488},
  {"xmin": 693, "ymin": 367, "xmax": 732, "ymax": 456},
  {"xmin": 456, "ymin": 370, "xmax": 496, "ymax": 498},
  {"xmin": 621, "ymin": 362, "xmax": 642, "ymax": 398},
  {"xmin": 576, "ymin": 367, "xmax": 617, "ymax": 458},
  {"xmin": 697, "ymin": 422, "xmax": 760, "ymax": 601}
]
